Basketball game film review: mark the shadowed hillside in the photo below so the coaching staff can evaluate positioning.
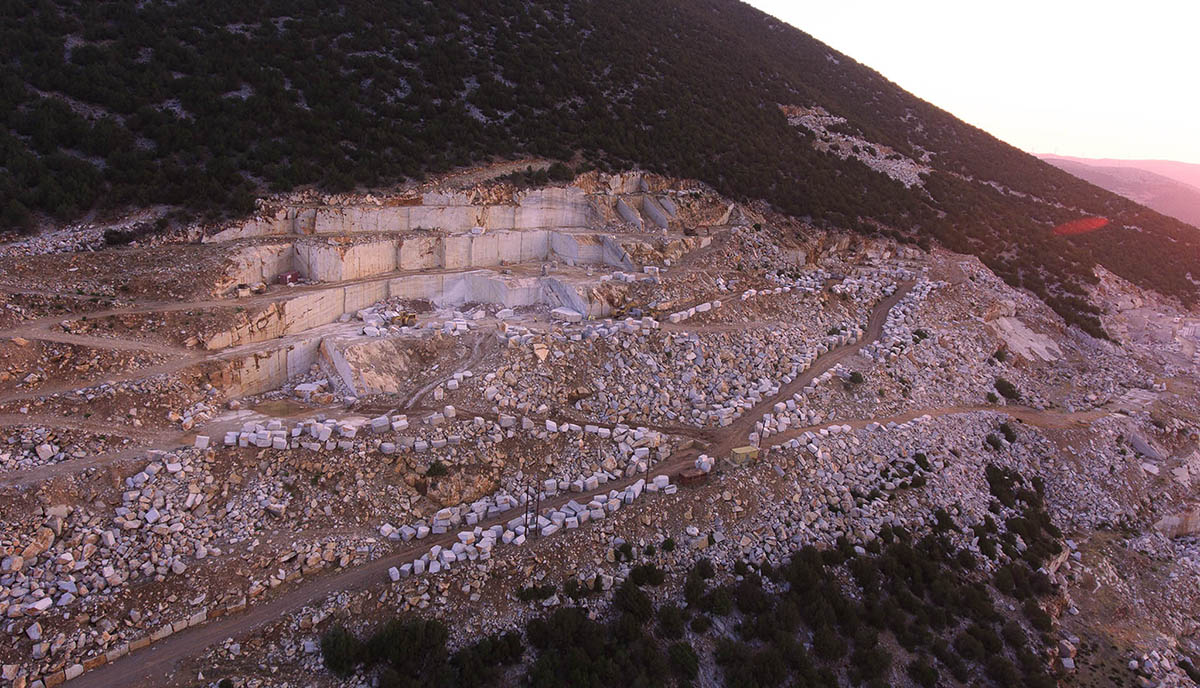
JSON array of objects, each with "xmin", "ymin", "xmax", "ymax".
[{"xmin": 2, "ymin": 0, "xmax": 1198, "ymax": 334}]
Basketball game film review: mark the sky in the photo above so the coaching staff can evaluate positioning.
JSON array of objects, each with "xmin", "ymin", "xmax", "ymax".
[{"xmin": 743, "ymin": 0, "xmax": 1200, "ymax": 165}]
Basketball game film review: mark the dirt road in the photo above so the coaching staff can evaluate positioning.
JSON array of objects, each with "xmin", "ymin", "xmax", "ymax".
[
  {"xmin": 69, "ymin": 282, "xmax": 1110, "ymax": 688},
  {"xmin": 71, "ymin": 282, "xmax": 915, "ymax": 688}
]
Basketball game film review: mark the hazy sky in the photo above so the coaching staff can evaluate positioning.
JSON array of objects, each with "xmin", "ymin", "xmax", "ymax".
[{"xmin": 744, "ymin": 1, "xmax": 1200, "ymax": 165}]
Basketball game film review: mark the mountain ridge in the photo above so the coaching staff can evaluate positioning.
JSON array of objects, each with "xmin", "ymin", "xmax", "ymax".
[
  {"xmin": 1039, "ymin": 155, "xmax": 1200, "ymax": 190},
  {"xmin": 1038, "ymin": 155, "xmax": 1200, "ymax": 229}
]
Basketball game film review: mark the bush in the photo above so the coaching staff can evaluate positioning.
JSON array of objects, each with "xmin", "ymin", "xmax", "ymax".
[
  {"xmin": 662, "ymin": 537, "xmax": 676, "ymax": 552},
  {"xmin": 986, "ymin": 655, "xmax": 1020, "ymax": 683},
  {"xmin": 735, "ymin": 578, "xmax": 772, "ymax": 615},
  {"xmin": 907, "ymin": 657, "xmax": 939, "ymax": 687},
  {"xmin": 668, "ymin": 642, "xmax": 699, "ymax": 680},
  {"xmin": 517, "ymin": 584, "xmax": 556, "ymax": 602},
  {"xmin": 913, "ymin": 452, "xmax": 931, "ymax": 470},
  {"xmin": 995, "ymin": 377, "xmax": 1020, "ymax": 400},
  {"xmin": 1000, "ymin": 422, "xmax": 1017, "ymax": 443},
  {"xmin": 812, "ymin": 624, "xmax": 846, "ymax": 660},
  {"xmin": 614, "ymin": 580, "xmax": 654, "ymax": 622},
  {"xmin": 703, "ymin": 586, "xmax": 734, "ymax": 616},
  {"xmin": 684, "ymin": 570, "xmax": 707, "ymax": 604},
  {"xmin": 690, "ymin": 614, "xmax": 712, "ymax": 633},
  {"xmin": 657, "ymin": 604, "xmax": 686, "ymax": 639},
  {"xmin": 563, "ymin": 578, "xmax": 586, "ymax": 600},
  {"xmin": 320, "ymin": 625, "xmax": 361, "ymax": 677},
  {"xmin": 425, "ymin": 460, "xmax": 449, "ymax": 477},
  {"xmin": 1023, "ymin": 599, "xmax": 1053, "ymax": 632},
  {"xmin": 851, "ymin": 642, "xmax": 892, "ymax": 681},
  {"xmin": 849, "ymin": 371, "xmax": 865, "ymax": 384},
  {"xmin": 362, "ymin": 618, "xmax": 449, "ymax": 677},
  {"xmin": 954, "ymin": 629, "xmax": 985, "ymax": 663},
  {"xmin": 630, "ymin": 563, "xmax": 666, "ymax": 587}
]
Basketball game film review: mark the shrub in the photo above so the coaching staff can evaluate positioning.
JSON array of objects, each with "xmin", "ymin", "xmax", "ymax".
[
  {"xmin": 954, "ymin": 629, "xmax": 985, "ymax": 663},
  {"xmin": 849, "ymin": 371, "xmax": 865, "ymax": 384},
  {"xmin": 362, "ymin": 618, "xmax": 448, "ymax": 677},
  {"xmin": 994, "ymin": 565, "xmax": 1016, "ymax": 596},
  {"xmin": 1023, "ymin": 599, "xmax": 1053, "ymax": 632},
  {"xmin": 986, "ymin": 655, "xmax": 1020, "ymax": 684},
  {"xmin": 1000, "ymin": 422, "xmax": 1017, "ymax": 443},
  {"xmin": 516, "ymin": 584, "xmax": 556, "ymax": 601},
  {"xmin": 913, "ymin": 452, "xmax": 931, "ymax": 470},
  {"xmin": 563, "ymin": 578, "xmax": 585, "ymax": 600},
  {"xmin": 812, "ymin": 624, "xmax": 846, "ymax": 660},
  {"xmin": 630, "ymin": 563, "xmax": 666, "ymax": 587},
  {"xmin": 684, "ymin": 570, "xmax": 707, "ymax": 604},
  {"xmin": 662, "ymin": 537, "xmax": 676, "ymax": 552},
  {"xmin": 703, "ymin": 586, "xmax": 734, "ymax": 616},
  {"xmin": 750, "ymin": 646, "xmax": 789, "ymax": 687},
  {"xmin": 735, "ymin": 578, "xmax": 772, "ymax": 615},
  {"xmin": 851, "ymin": 643, "xmax": 892, "ymax": 682},
  {"xmin": 425, "ymin": 460, "xmax": 449, "ymax": 477},
  {"xmin": 690, "ymin": 614, "xmax": 712, "ymax": 633},
  {"xmin": 668, "ymin": 642, "xmax": 700, "ymax": 679},
  {"xmin": 907, "ymin": 657, "xmax": 939, "ymax": 687},
  {"xmin": 657, "ymin": 604, "xmax": 686, "ymax": 639},
  {"xmin": 320, "ymin": 625, "xmax": 361, "ymax": 677},
  {"xmin": 994, "ymin": 377, "xmax": 1020, "ymax": 400},
  {"xmin": 614, "ymin": 581, "xmax": 653, "ymax": 622}
]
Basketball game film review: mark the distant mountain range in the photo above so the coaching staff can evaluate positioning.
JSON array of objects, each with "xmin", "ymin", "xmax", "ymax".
[{"xmin": 1039, "ymin": 155, "xmax": 1200, "ymax": 229}]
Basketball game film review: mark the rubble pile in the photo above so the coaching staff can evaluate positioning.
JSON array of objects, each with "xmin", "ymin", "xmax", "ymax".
[{"xmin": 1, "ymin": 425, "xmax": 129, "ymax": 472}]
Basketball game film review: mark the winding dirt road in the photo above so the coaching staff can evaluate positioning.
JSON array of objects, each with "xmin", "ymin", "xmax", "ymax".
[
  {"xmin": 71, "ymin": 282, "xmax": 917, "ymax": 687},
  {"xmin": 62, "ymin": 282, "xmax": 1111, "ymax": 688}
]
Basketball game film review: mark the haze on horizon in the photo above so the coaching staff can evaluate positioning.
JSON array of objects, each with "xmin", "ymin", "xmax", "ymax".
[{"xmin": 746, "ymin": 0, "xmax": 1200, "ymax": 166}]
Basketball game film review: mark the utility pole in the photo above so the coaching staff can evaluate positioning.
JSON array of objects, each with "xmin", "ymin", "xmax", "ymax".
[{"xmin": 534, "ymin": 461, "xmax": 542, "ymax": 539}]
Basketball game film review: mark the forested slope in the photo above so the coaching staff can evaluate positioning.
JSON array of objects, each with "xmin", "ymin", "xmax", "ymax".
[{"xmin": 3, "ymin": 0, "xmax": 1197, "ymax": 334}]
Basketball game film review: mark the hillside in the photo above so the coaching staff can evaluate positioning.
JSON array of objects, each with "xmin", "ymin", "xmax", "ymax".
[
  {"xmin": 1041, "ymin": 156, "xmax": 1200, "ymax": 229},
  {"xmin": 2, "ymin": 0, "xmax": 1199, "ymax": 335}
]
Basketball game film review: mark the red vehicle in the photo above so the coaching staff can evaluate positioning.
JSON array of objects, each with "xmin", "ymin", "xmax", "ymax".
[{"xmin": 276, "ymin": 270, "xmax": 302, "ymax": 285}]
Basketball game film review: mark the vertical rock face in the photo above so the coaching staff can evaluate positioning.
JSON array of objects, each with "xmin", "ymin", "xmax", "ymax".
[
  {"xmin": 614, "ymin": 198, "xmax": 643, "ymax": 230},
  {"xmin": 1155, "ymin": 509, "xmax": 1200, "ymax": 538},
  {"xmin": 295, "ymin": 240, "xmax": 397, "ymax": 282},
  {"xmin": 222, "ymin": 243, "xmax": 296, "ymax": 291},
  {"xmin": 211, "ymin": 185, "xmax": 598, "ymax": 241}
]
